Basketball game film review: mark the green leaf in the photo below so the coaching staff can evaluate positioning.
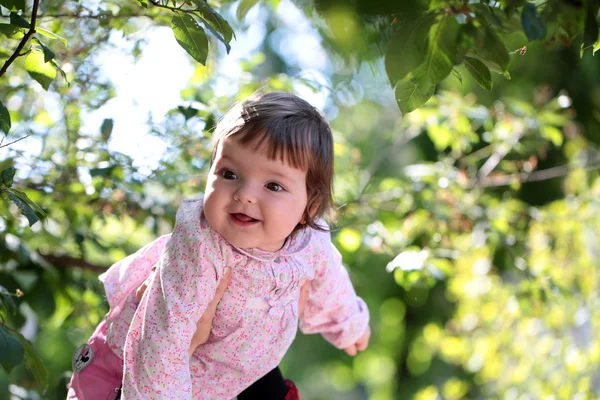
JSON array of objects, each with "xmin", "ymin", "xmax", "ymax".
[
  {"xmin": 463, "ymin": 56, "xmax": 493, "ymax": 91},
  {"xmin": 414, "ymin": 15, "xmax": 460, "ymax": 87},
  {"xmin": 385, "ymin": 13, "xmax": 436, "ymax": 86},
  {"xmin": 101, "ymin": 118, "xmax": 113, "ymax": 141},
  {"xmin": 0, "ymin": 285, "xmax": 16, "ymax": 315},
  {"xmin": 521, "ymin": 2, "xmax": 546, "ymax": 42},
  {"xmin": 36, "ymin": 27, "xmax": 67, "ymax": 46},
  {"xmin": 25, "ymin": 47, "xmax": 57, "ymax": 90},
  {"xmin": 0, "ymin": 0, "xmax": 25, "ymax": 11},
  {"xmin": 197, "ymin": 15, "xmax": 231, "ymax": 53},
  {"xmin": 0, "ymin": 23, "xmax": 25, "ymax": 39},
  {"xmin": 9, "ymin": 12, "xmax": 30, "ymax": 28},
  {"xmin": 0, "ymin": 100, "xmax": 10, "ymax": 135},
  {"xmin": 177, "ymin": 105, "xmax": 199, "ymax": 121},
  {"xmin": 467, "ymin": 25, "xmax": 510, "ymax": 74},
  {"xmin": 0, "ymin": 326, "xmax": 24, "ymax": 374},
  {"xmin": 593, "ymin": 39, "xmax": 600, "ymax": 55},
  {"xmin": 192, "ymin": 0, "xmax": 235, "ymax": 52},
  {"xmin": 541, "ymin": 125, "xmax": 563, "ymax": 147},
  {"xmin": 451, "ymin": 68, "xmax": 463, "ymax": 84},
  {"xmin": 5, "ymin": 188, "xmax": 46, "ymax": 226},
  {"xmin": 51, "ymin": 59, "xmax": 70, "ymax": 85},
  {"xmin": 4, "ymin": 326, "xmax": 47, "ymax": 390},
  {"xmin": 171, "ymin": 14, "xmax": 209, "ymax": 65},
  {"xmin": 136, "ymin": 0, "xmax": 148, "ymax": 7},
  {"xmin": 20, "ymin": 334, "xmax": 48, "ymax": 391},
  {"xmin": 1, "ymin": 166, "xmax": 15, "ymax": 187},
  {"xmin": 89, "ymin": 165, "xmax": 117, "ymax": 177},
  {"xmin": 32, "ymin": 37, "xmax": 55, "ymax": 63},
  {"xmin": 583, "ymin": 0, "xmax": 599, "ymax": 51},
  {"xmin": 237, "ymin": 0, "xmax": 260, "ymax": 21},
  {"xmin": 394, "ymin": 77, "xmax": 435, "ymax": 114},
  {"xmin": 455, "ymin": 23, "xmax": 480, "ymax": 64}
]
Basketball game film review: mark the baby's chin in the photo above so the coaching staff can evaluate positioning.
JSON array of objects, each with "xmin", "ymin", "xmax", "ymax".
[{"xmin": 225, "ymin": 236, "xmax": 285, "ymax": 252}]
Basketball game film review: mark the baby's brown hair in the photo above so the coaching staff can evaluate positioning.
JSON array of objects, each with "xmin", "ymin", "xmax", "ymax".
[{"xmin": 210, "ymin": 91, "xmax": 334, "ymax": 231}]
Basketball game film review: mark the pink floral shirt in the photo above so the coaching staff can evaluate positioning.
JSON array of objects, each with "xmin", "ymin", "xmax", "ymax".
[{"xmin": 99, "ymin": 198, "xmax": 369, "ymax": 399}]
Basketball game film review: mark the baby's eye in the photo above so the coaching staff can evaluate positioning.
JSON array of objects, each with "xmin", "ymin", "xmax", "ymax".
[
  {"xmin": 266, "ymin": 182, "xmax": 284, "ymax": 192},
  {"xmin": 221, "ymin": 169, "xmax": 237, "ymax": 180}
]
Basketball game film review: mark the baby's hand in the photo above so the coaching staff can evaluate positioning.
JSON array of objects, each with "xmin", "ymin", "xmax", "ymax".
[{"xmin": 343, "ymin": 327, "xmax": 371, "ymax": 356}]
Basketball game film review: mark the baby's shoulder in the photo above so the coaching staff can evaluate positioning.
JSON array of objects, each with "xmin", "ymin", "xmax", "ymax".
[
  {"xmin": 173, "ymin": 196, "xmax": 224, "ymax": 247},
  {"xmin": 303, "ymin": 220, "xmax": 335, "ymax": 258}
]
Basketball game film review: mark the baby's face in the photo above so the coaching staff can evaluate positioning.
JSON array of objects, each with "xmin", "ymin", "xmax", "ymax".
[{"xmin": 203, "ymin": 135, "xmax": 308, "ymax": 252}]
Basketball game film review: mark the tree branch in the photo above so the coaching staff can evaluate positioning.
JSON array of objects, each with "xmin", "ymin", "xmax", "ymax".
[
  {"xmin": 0, "ymin": 0, "xmax": 41, "ymax": 78},
  {"xmin": 468, "ymin": 161, "xmax": 600, "ymax": 188},
  {"xmin": 37, "ymin": 252, "xmax": 108, "ymax": 273}
]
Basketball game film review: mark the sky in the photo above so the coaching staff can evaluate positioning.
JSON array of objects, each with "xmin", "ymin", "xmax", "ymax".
[{"xmin": 82, "ymin": 0, "xmax": 331, "ymax": 172}]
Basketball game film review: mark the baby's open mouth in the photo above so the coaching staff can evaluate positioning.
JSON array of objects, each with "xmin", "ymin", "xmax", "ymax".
[{"xmin": 230, "ymin": 213, "xmax": 259, "ymax": 223}]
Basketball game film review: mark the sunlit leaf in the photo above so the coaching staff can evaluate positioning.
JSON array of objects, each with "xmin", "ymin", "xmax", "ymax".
[
  {"xmin": 237, "ymin": 0, "xmax": 260, "ymax": 21},
  {"xmin": 192, "ymin": 0, "xmax": 235, "ymax": 52},
  {"xmin": 5, "ymin": 188, "xmax": 46, "ymax": 226},
  {"xmin": 36, "ymin": 27, "xmax": 68, "ymax": 46},
  {"xmin": 171, "ymin": 14, "xmax": 209, "ymax": 65},
  {"xmin": 394, "ymin": 77, "xmax": 434, "ymax": 114},
  {"xmin": 463, "ymin": 56, "xmax": 492, "ymax": 91},
  {"xmin": 0, "ymin": 23, "xmax": 25, "ymax": 39},
  {"xmin": 32, "ymin": 37, "xmax": 55, "ymax": 63},
  {"xmin": 540, "ymin": 125, "xmax": 563, "ymax": 147},
  {"xmin": 0, "ymin": 326, "xmax": 24, "ymax": 373},
  {"xmin": 50, "ymin": 59, "xmax": 70, "ymax": 85},
  {"xmin": 415, "ymin": 15, "xmax": 460, "ymax": 87},
  {"xmin": 25, "ymin": 47, "xmax": 57, "ymax": 90},
  {"xmin": 451, "ymin": 68, "xmax": 462, "ymax": 84},
  {"xmin": 0, "ymin": 100, "xmax": 10, "ymax": 135},
  {"xmin": 521, "ymin": 2, "xmax": 546, "ymax": 42}
]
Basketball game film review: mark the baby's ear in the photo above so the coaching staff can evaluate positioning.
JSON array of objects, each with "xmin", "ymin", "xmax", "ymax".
[{"xmin": 301, "ymin": 198, "xmax": 321, "ymax": 224}]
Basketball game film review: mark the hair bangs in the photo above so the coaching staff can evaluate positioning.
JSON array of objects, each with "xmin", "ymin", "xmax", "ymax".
[{"xmin": 236, "ymin": 119, "xmax": 314, "ymax": 171}]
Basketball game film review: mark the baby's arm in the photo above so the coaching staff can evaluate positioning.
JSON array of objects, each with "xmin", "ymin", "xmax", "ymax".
[
  {"xmin": 300, "ymin": 230, "xmax": 370, "ymax": 354},
  {"xmin": 135, "ymin": 266, "xmax": 232, "ymax": 357},
  {"xmin": 121, "ymin": 204, "xmax": 222, "ymax": 399},
  {"xmin": 99, "ymin": 234, "xmax": 171, "ymax": 313}
]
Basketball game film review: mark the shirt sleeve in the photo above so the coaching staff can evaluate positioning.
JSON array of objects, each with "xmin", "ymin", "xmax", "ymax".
[
  {"xmin": 299, "ymin": 229, "xmax": 370, "ymax": 349},
  {"xmin": 121, "ymin": 201, "xmax": 222, "ymax": 399},
  {"xmin": 99, "ymin": 234, "xmax": 171, "ymax": 313}
]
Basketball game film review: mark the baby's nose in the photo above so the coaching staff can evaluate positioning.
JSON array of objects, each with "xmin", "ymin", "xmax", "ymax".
[{"xmin": 234, "ymin": 184, "xmax": 257, "ymax": 203}]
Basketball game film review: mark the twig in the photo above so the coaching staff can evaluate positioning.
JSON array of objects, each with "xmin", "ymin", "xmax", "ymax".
[
  {"xmin": 0, "ymin": 133, "xmax": 34, "ymax": 148},
  {"xmin": 148, "ymin": 0, "xmax": 188, "ymax": 12},
  {"xmin": 36, "ymin": 13, "xmax": 153, "ymax": 20},
  {"xmin": 476, "ymin": 127, "xmax": 526, "ymax": 180},
  {"xmin": 356, "ymin": 126, "xmax": 421, "ymax": 197},
  {"xmin": 468, "ymin": 161, "xmax": 600, "ymax": 188},
  {"xmin": 0, "ymin": 0, "xmax": 41, "ymax": 78}
]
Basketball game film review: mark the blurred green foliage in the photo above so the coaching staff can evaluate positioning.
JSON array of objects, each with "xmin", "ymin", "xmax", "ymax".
[{"xmin": 1, "ymin": 0, "xmax": 600, "ymax": 399}]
